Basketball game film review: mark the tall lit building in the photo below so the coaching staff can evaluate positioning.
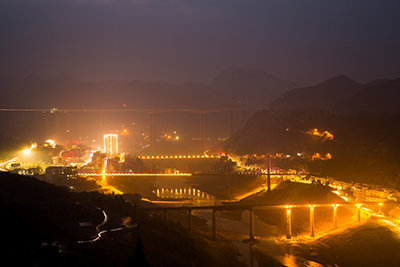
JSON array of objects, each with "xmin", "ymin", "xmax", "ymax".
[{"xmin": 103, "ymin": 134, "xmax": 118, "ymax": 157}]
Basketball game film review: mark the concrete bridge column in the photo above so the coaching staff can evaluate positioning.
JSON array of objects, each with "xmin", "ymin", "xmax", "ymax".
[
  {"xmin": 356, "ymin": 204, "xmax": 362, "ymax": 222},
  {"xmin": 212, "ymin": 209, "xmax": 217, "ymax": 241},
  {"xmin": 286, "ymin": 206, "xmax": 292, "ymax": 239},
  {"xmin": 309, "ymin": 205, "xmax": 315, "ymax": 237},
  {"xmin": 200, "ymin": 113, "xmax": 206, "ymax": 151},
  {"xmin": 149, "ymin": 113, "xmax": 156, "ymax": 155},
  {"xmin": 241, "ymin": 110, "xmax": 244, "ymax": 128},
  {"xmin": 44, "ymin": 111, "xmax": 50, "ymax": 130},
  {"xmin": 267, "ymin": 155, "xmax": 271, "ymax": 192},
  {"xmin": 66, "ymin": 112, "xmax": 71, "ymax": 133},
  {"xmin": 55, "ymin": 112, "xmax": 61, "ymax": 131},
  {"xmin": 188, "ymin": 209, "xmax": 192, "ymax": 233},
  {"xmin": 333, "ymin": 205, "xmax": 338, "ymax": 230},
  {"xmin": 249, "ymin": 208, "xmax": 255, "ymax": 240},
  {"xmin": 230, "ymin": 110, "xmax": 234, "ymax": 137},
  {"xmin": 101, "ymin": 113, "xmax": 105, "ymax": 134},
  {"xmin": 164, "ymin": 210, "xmax": 168, "ymax": 220},
  {"xmin": 78, "ymin": 112, "xmax": 83, "ymax": 137}
]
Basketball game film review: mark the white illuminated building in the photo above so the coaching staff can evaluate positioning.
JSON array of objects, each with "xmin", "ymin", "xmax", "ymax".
[{"xmin": 103, "ymin": 134, "xmax": 118, "ymax": 157}]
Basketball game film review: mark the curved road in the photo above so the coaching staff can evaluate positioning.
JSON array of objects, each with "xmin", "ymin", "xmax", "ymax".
[{"xmin": 78, "ymin": 207, "xmax": 137, "ymax": 244}]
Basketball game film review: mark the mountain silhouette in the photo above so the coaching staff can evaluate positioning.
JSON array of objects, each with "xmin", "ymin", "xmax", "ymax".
[
  {"xmin": 269, "ymin": 75, "xmax": 363, "ymax": 110},
  {"xmin": 334, "ymin": 78, "xmax": 400, "ymax": 113},
  {"xmin": 211, "ymin": 67, "xmax": 298, "ymax": 106}
]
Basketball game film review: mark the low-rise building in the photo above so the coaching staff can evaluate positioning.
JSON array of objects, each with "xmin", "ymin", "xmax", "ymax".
[{"xmin": 45, "ymin": 166, "xmax": 78, "ymax": 183}]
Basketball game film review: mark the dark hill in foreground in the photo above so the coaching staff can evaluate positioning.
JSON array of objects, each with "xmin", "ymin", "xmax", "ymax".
[
  {"xmin": 0, "ymin": 172, "xmax": 247, "ymax": 267},
  {"xmin": 294, "ymin": 224, "xmax": 400, "ymax": 266}
]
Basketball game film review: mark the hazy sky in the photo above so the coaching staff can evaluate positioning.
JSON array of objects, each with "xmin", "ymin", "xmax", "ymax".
[{"xmin": 1, "ymin": 0, "xmax": 399, "ymax": 86}]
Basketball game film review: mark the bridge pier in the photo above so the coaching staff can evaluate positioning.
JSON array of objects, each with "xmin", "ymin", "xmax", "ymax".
[
  {"xmin": 149, "ymin": 113, "xmax": 156, "ymax": 155},
  {"xmin": 286, "ymin": 206, "xmax": 292, "ymax": 239},
  {"xmin": 164, "ymin": 210, "xmax": 167, "ymax": 220},
  {"xmin": 241, "ymin": 110, "xmax": 244, "ymax": 129},
  {"xmin": 188, "ymin": 209, "xmax": 192, "ymax": 233},
  {"xmin": 309, "ymin": 205, "xmax": 315, "ymax": 237},
  {"xmin": 212, "ymin": 209, "xmax": 217, "ymax": 241},
  {"xmin": 333, "ymin": 205, "xmax": 338, "ymax": 230},
  {"xmin": 200, "ymin": 113, "xmax": 206, "ymax": 151},
  {"xmin": 356, "ymin": 203, "xmax": 362, "ymax": 222},
  {"xmin": 230, "ymin": 111, "xmax": 234, "ymax": 137},
  {"xmin": 249, "ymin": 208, "xmax": 255, "ymax": 241},
  {"xmin": 267, "ymin": 155, "xmax": 271, "ymax": 192}
]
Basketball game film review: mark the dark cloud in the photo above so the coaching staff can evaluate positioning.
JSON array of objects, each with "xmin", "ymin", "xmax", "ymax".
[{"xmin": 1, "ymin": 0, "xmax": 399, "ymax": 85}]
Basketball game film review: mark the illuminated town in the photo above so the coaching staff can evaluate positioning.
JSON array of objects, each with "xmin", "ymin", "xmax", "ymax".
[{"xmin": 1, "ymin": 1, "xmax": 400, "ymax": 266}]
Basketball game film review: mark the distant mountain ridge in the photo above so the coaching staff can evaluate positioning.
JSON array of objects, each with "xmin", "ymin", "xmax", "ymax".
[
  {"xmin": 211, "ymin": 67, "xmax": 298, "ymax": 106},
  {"xmin": 2, "ymin": 70, "xmax": 398, "ymax": 114},
  {"xmin": 269, "ymin": 75, "xmax": 363, "ymax": 110},
  {"xmin": 269, "ymin": 75, "xmax": 400, "ymax": 114},
  {"xmin": 333, "ymin": 78, "xmax": 400, "ymax": 113},
  {"xmin": 0, "ymin": 68, "xmax": 298, "ymax": 110}
]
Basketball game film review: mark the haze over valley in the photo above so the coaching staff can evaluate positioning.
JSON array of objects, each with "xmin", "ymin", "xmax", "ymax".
[{"xmin": 1, "ymin": 0, "xmax": 400, "ymax": 266}]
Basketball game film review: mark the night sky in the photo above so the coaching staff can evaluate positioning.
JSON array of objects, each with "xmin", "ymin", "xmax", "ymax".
[{"xmin": 1, "ymin": 0, "xmax": 399, "ymax": 86}]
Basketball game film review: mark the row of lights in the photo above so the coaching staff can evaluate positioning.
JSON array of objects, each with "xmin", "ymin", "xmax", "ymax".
[
  {"xmin": 139, "ymin": 155, "xmax": 215, "ymax": 159},
  {"xmin": 79, "ymin": 173, "xmax": 191, "ymax": 176}
]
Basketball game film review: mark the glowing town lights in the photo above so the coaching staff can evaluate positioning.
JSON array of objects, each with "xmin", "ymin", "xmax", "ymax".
[{"xmin": 45, "ymin": 139, "xmax": 56, "ymax": 148}]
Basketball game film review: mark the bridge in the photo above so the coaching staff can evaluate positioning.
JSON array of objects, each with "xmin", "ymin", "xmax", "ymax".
[
  {"xmin": 0, "ymin": 108, "xmax": 259, "ymax": 153},
  {"xmin": 78, "ymin": 173, "xmax": 191, "ymax": 176},
  {"xmin": 137, "ymin": 154, "xmax": 217, "ymax": 159},
  {"xmin": 142, "ymin": 202, "xmax": 371, "ymax": 241}
]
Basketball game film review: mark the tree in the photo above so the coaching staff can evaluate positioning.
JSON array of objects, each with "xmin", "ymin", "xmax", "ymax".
[{"xmin": 125, "ymin": 235, "xmax": 150, "ymax": 267}]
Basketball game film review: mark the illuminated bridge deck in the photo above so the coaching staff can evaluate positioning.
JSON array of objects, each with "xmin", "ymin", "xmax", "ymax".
[
  {"xmin": 137, "ymin": 155, "xmax": 217, "ymax": 159},
  {"xmin": 141, "ymin": 202, "xmax": 377, "ymax": 241},
  {"xmin": 78, "ymin": 173, "xmax": 192, "ymax": 176}
]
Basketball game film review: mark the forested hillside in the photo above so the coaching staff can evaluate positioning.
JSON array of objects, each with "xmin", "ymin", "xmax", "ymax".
[{"xmin": 224, "ymin": 109, "xmax": 400, "ymax": 188}]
